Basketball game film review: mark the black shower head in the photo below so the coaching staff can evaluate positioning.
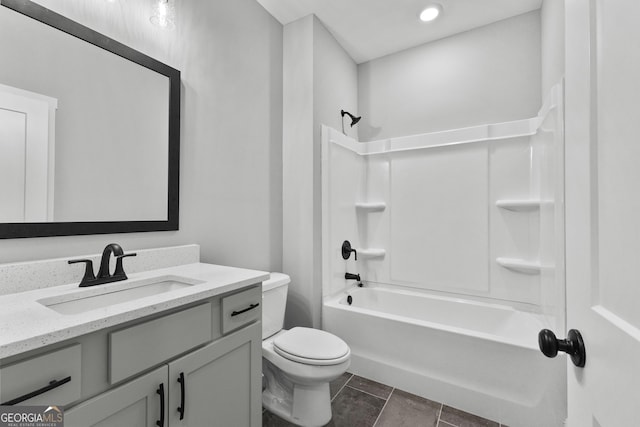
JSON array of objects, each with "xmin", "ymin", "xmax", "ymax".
[{"xmin": 341, "ymin": 110, "xmax": 361, "ymax": 127}]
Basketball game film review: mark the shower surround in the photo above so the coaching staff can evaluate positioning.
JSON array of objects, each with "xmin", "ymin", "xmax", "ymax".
[{"xmin": 321, "ymin": 85, "xmax": 566, "ymax": 426}]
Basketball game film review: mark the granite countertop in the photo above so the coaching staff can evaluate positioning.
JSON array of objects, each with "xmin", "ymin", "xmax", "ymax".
[{"xmin": 0, "ymin": 263, "xmax": 269, "ymax": 359}]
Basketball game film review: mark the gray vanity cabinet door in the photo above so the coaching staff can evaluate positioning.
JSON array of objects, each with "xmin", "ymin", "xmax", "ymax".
[
  {"xmin": 64, "ymin": 366, "xmax": 167, "ymax": 427},
  {"xmin": 168, "ymin": 323, "xmax": 262, "ymax": 427}
]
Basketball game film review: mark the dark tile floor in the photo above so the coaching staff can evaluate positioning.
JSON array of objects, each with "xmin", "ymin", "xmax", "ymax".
[{"xmin": 262, "ymin": 372, "xmax": 507, "ymax": 427}]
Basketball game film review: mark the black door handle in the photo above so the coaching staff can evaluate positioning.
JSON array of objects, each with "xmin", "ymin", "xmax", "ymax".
[
  {"xmin": 177, "ymin": 372, "xmax": 186, "ymax": 420},
  {"xmin": 538, "ymin": 329, "xmax": 586, "ymax": 367},
  {"xmin": 156, "ymin": 383, "xmax": 165, "ymax": 427}
]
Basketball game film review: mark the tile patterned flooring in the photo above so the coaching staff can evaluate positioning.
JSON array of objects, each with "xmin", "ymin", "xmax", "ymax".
[{"xmin": 263, "ymin": 372, "xmax": 508, "ymax": 427}]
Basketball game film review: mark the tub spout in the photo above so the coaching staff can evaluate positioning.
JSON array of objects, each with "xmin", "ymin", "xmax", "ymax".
[{"xmin": 345, "ymin": 272, "xmax": 360, "ymax": 281}]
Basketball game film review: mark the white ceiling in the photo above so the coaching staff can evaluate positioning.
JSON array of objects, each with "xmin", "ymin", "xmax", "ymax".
[{"xmin": 256, "ymin": 0, "xmax": 543, "ymax": 64}]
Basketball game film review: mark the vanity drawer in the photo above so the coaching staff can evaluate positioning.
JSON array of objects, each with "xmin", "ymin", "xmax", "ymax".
[
  {"xmin": 109, "ymin": 303, "xmax": 212, "ymax": 384},
  {"xmin": 221, "ymin": 285, "xmax": 261, "ymax": 334},
  {"xmin": 0, "ymin": 344, "xmax": 81, "ymax": 406}
]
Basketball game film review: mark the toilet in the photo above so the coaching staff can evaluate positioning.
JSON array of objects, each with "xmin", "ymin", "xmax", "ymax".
[{"xmin": 261, "ymin": 273, "xmax": 350, "ymax": 427}]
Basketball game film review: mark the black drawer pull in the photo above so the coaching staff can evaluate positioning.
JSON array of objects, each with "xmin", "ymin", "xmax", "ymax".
[
  {"xmin": 156, "ymin": 383, "xmax": 165, "ymax": 427},
  {"xmin": 177, "ymin": 372, "xmax": 186, "ymax": 420},
  {"xmin": 1, "ymin": 376, "xmax": 71, "ymax": 406},
  {"xmin": 231, "ymin": 303, "xmax": 260, "ymax": 317}
]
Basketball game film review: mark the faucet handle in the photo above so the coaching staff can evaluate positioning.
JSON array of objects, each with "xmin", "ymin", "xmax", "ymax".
[
  {"xmin": 68, "ymin": 259, "xmax": 96, "ymax": 287},
  {"xmin": 114, "ymin": 253, "xmax": 137, "ymax": 279},
  {"xmin": 341, "ymin": 240, "xmax": 358, "ymax": 261}
]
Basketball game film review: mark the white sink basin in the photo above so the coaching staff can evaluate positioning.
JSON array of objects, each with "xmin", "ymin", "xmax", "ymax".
[{"xmin": 38, "ymin": 275, "xmax": 204, "ymax": 315}]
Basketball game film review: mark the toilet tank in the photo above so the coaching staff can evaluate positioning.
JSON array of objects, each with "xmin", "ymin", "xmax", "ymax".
[{"xmin": 262, "ymin": 273, "xmax": 290, "ymax": 338}]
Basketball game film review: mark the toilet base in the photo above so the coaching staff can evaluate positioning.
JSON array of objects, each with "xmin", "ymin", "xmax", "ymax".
[{"xmin": 262, "ymin": 360, "xmax": 332, "ymax": 427}]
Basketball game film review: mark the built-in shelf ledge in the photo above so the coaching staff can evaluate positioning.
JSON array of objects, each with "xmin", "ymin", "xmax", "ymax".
[
  {"xmin": 496, "ymin": 257, "xmax": 541, "ymax": 275},
  {"xmin": 495, "ymin": 199, "xmax": 553, "ymax": 212},
  {"xmin": 357, "ymin": 249, "xmax": 386, "ymax": 259},
  {"xmin": 355, "ymin": 202, "xmax": 387, "ymax": 212}
]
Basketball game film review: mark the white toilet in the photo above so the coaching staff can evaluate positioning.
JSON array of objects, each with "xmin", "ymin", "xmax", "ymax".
[{"xmin": 261, "ymin": 273, "xmax": 350, "ymax": 427}]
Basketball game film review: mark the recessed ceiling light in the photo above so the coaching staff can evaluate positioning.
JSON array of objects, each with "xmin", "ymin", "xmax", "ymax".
[
  {"xmin": 419, "ymin": 4, "xmax": 442, "ymax": 22},
  {"xmin": 150, "ymin": 0, "xmax": 175, "ymax": 29}
]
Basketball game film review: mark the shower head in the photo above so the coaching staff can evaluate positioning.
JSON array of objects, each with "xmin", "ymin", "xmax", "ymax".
[{"xmin": 341, "ymin": 110, "xmax": 361, "ymax": 127}]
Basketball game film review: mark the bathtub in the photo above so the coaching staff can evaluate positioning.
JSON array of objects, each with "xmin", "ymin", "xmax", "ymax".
[{"xmin": 323, "ymin": 286, "xmax": 566, "ymax": 427}]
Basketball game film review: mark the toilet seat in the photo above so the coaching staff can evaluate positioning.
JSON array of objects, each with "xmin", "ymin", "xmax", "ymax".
[{"xmin": 273, "ymin": 327, "xmax": 350, "ymax": 366}]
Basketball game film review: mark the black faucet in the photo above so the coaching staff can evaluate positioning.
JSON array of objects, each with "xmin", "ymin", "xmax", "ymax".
[
  {"xmin": 345, "ymin": 272, "xmax": 361, "ymax": 281},
  {"xmin": 68, "ymin": 243, "xmax": 137, "ymax": 287}
]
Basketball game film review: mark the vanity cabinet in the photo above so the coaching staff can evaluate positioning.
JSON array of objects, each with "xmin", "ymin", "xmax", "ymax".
[
  {"xmin": 167, "ymin": 324, "xmax": 261, "ymax": 427},
  {"xmin": 0, "ymin": 284, "xmax": 263, "ymax": 427},
  {"xmin": 65, "ymin": 324, "xmax": 261, "ymax": 427},
  {"xmin": 0, "ymin": 344, "xmax": 82, "ymax": 406},
  {"xmin": 65, "ymin": 366, "xmax": 167, "ymax": 427}
]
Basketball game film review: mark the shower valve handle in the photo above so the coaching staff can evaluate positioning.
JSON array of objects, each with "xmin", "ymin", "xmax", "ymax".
[
  {"xmin": 538, "ymin": 329, "xmax": 586, "ymax": 368},
  {"xmin": 342, "ymin": 240, "xmax": 357, "ymax": 261}
]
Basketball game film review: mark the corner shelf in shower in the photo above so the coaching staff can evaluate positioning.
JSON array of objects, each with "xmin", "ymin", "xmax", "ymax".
[
  {"xmin": 495, "ymin": 199, "xmax": 553, "ymax": 212},
  {"xmin": 355, "ymin": 202, "xmax": 386, "ymax": 212},
  {"xmin": 357, "ymin": 248, "xmax": 386, "ymax": 259},
  {"xmin": 496, "ymin": 257, "xmax": 541, "ymax": 275}
]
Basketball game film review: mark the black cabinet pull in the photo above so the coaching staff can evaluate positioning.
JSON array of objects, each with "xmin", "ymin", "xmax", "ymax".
[
  {"xmin": 1, "ymin": 376, "xmax": 71, "ymax": 406},
  {"xmin": 156, "ymin": 383, "xmax": 165, "ymax": 427},
  {"xmin": 231, "ymin": 303, "xmax": 260, "ymax": 317},
  {"xmin": 177, "ymin": 372, "xmax": 186, "ymax": 420}
]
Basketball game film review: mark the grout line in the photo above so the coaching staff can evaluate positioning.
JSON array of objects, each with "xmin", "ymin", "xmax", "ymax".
[
  {"xmin": 344, "ymin": 384, "xmax": 391, "ymax": 401},
  {"xmin": 372, "ymin": 387, "xmax": 394, "ymax": 427},
  {"xmin": 438, "ymin": 421, "xmax": 457, "ymax": 427},
  {"xmin": 330, "ymin": 373, "xmax": 353, "ymax": 403},
  {"xmin": 436, "ymin": 403, "xmax": 445, "ymax": 426}
]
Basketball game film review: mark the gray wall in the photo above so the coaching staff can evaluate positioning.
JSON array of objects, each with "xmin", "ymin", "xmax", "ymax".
[
  {"xmin": 282, "ymin": 15, "xmax": 358, "ymax": 328},
  {"xmin": 358, "ymin": 11, "xmax": 542, "ymax": 141},
  {"xmin": 282, "ymin": 15, "xmax": 315, "ymax": 328},
  {"xmin": 0, "ymin": 8, "xmax": 169, "ymax": 222},
  {"xmin": 0, "ymin": 0, "xmax": 283, "ymax": 274}
]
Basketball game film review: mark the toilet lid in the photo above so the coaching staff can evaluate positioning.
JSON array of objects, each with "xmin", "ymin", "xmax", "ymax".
[{"xmin": 273, "ymin": 327, "xmax": 350, "ymax": 366}]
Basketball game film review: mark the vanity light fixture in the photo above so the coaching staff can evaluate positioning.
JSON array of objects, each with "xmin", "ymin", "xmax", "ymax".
[
  {"xmin": 419, "ymin": 4, "xmax": 442, "ymax": 22},
  {"xmin": 150, "ymin": 0, "xmax": 175, "ymax": 29}
]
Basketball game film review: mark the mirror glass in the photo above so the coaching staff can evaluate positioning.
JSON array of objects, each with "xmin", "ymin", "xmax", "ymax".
[{"xmin": 0, "ymin": 0, "xmax": 180, "ymax": 238}]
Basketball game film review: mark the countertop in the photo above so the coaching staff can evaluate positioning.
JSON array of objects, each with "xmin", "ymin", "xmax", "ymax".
[{"xmin": 0, "ymin": 263, "xmax": 269, "ymax": 359}]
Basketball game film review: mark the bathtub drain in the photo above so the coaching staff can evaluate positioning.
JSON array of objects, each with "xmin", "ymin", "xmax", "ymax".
[{"xmin": 347, "ymin": 295, "xmax": 353, "ymax": 305}]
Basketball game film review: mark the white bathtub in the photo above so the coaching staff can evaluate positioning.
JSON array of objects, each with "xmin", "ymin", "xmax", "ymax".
[{"xmin": 323, "ymin": 286, "xmax": 566, "ymax": 427}]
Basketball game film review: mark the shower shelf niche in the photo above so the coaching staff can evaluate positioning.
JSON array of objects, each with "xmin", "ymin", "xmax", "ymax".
[
  {"xmin": 356, "ymin": 249, "xmax": 386, "ymax": 259},
  {"xmin": 495, "ymin": 199, "xmax": 553, "ymax": 211},
  {"xmin": 496, "ymin": 257, "xmax": 541, "ymax": 275},
  {"xmin": 355, "ymin": 202, "xmax": 386, "ymax": 212}
]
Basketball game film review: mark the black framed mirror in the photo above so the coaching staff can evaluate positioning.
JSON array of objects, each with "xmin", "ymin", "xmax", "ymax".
[{"xmin": 0, "ymin": 0, "xmax": 180, "ymax": 239}]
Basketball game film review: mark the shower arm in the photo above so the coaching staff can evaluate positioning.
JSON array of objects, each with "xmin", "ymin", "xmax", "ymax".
[{"xmin": 340, "ymin": 109, "xmax": 361, "ymax": 135}]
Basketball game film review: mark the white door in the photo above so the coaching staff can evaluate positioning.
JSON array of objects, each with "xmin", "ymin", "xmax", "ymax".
[
  {"xmin": 564, "ymin": 0, "xmax": 640, "ymax": 425},
  {"xmin": 0, "ymin": 107, "xmax": 27, "ymax": 221},
  {"xmin": 0, "ymin": 84, "xmax": 56, "ymax": 222}
]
